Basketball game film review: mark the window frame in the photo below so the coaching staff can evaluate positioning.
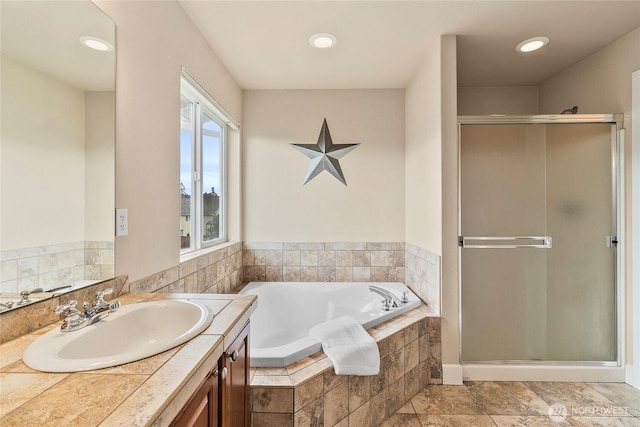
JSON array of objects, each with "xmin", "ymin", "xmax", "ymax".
[{"xmin": 180, "ymin": 74, "xmax": 228, "ymax": 254}]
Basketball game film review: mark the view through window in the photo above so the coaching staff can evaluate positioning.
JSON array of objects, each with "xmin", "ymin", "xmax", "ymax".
[{"xmin": 180, "ymin": 75, "xmax": 226, "ymax": 252}]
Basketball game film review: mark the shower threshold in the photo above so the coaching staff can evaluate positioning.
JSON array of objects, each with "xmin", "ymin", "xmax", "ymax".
[{"xmin": 461, "ymin": 363, "xmax": 625, "ymax": 382}]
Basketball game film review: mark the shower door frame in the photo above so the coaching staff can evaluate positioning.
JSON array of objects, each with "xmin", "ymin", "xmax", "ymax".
[{"xmin": 457, "ymin": 114, "xmax": 625, "ymax": 380}]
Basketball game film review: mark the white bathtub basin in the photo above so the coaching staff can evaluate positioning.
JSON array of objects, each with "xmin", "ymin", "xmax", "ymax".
[
  {"xmin": 23, "ymin": 299, "xmax": 214, "ymax": 372},
  {"xmin": 240, "ymin": 282, "xmax": 421, "ymax": 367}
]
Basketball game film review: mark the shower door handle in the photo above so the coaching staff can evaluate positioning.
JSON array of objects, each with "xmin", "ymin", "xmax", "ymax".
[{"xmin": 459, "ymin": 236, "xmax": 552, "ymax": 249}]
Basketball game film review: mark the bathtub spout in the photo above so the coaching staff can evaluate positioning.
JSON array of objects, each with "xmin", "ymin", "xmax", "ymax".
[{"xmin": 368, "ymin": 286, "xmax": 403, "ymax": 310}]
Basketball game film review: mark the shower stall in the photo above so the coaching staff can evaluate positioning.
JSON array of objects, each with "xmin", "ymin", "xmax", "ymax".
[{"xmin": 458, "ymin": 114, "xmax": 624, "ymax": 381}]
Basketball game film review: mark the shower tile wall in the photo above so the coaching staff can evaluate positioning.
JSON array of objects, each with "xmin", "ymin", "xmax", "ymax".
[{"xmin": 0, "ymin": 241, "xmax": 114, "ymax": 293}]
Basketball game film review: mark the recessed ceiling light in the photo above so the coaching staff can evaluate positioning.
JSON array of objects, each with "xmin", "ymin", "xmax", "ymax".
[
  {"xmin": 79, "ymin": 36, "xmax": 113, "ymax": 52},
  {"xmin": 516, "ymin": 36, "xmax": 549, "ymax": 53},
  {"xmin": 309, "ymin": 33, "xmax": 337, "ymax": 49}
]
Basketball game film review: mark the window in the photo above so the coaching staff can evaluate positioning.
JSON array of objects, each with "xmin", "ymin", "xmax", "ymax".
[{"xmin": 180, "ymin": 74, "xmax": 227, "ymax": 253}]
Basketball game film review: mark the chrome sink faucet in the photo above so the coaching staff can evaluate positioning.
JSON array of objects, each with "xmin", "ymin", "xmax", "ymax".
[
  {"xmin": 368, "ymin": 285, "xmax": 405, "ymax": 311},
  {"xmin": 54, "ymin": 288, "xmax": 121, "ymax": 332}
]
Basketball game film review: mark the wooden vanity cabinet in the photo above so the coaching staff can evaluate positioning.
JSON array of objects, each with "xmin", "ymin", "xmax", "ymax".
[
  {"xmin": 171, "ymin": 366, "xmax": 219, "ymax": 427},
  {"xmin": 220, "ymin": 321, "xmax": 250, "ymax": 427},
  {"xmin": 172, "ymin": 321, "xmax": 249, "ymax": 427}
]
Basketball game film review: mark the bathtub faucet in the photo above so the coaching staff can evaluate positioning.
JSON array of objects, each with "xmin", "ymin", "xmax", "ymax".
[{"xmin": 368, "ymin": 286, "xmax": 403, "ymax": 311}]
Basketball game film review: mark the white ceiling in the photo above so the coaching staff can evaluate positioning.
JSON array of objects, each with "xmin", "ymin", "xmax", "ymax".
[
  {"xmin": 179, "ymin": 0, "xmax": 640, "ymax": 90},
  {"xmin": 0, "ymin": 1, "xmax": 115, "ymax": 92}
]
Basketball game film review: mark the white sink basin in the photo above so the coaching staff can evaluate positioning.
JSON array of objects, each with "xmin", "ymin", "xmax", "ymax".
[{"xmin": 23, "ymin": 299, "xmax": 214, "ymax": 372}]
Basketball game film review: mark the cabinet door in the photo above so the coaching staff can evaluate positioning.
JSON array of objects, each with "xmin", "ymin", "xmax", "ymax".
[
  {"xmin": 221, "ymin": 322, "xmax": 249, "ymax": 427},
  {"xmin": 172, "ymin": 367, "xmax": 219, "ymax": 427}
]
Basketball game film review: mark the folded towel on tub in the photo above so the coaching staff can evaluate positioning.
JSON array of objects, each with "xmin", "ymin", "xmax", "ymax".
[{"xmin": 309, "ymin": 315, "xmax": 380, "ymax": 376}]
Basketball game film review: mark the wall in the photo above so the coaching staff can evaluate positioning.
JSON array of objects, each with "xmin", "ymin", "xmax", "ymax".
[
  {"xmin": 242, "ymin": 88, "xmax": 444, "ymax": 310},
  {"xmin": 457, "ymin": 86, "xmax": 539, "ymax": 115},
  {"xmin": 538, "ymin": 27, "xmax": 639, "ymax": 384},
  {"xmin": 539, "ymin": 28, "xmax": 639, "ymax": 116},
  {"xmin": 631, "ymin": 70, "xmax": 640, "ymax": 388},
  {"xmin": 405, "ymin": 35, "xmax": 456, "ymax": 380},
  {"xmin": 242, "ymin": 89, "xmax": 405, "ymax": 243},
  {"xmin": 439, "ymin": 35, "xmax": 460, "ymax": 383},
  {"xmin": 405, "ymin": 40, "xmax": 442, "ymax": 254},
  {"xmin": 94, "ymin": 0, "xmax": 243, "ymax": 283}
]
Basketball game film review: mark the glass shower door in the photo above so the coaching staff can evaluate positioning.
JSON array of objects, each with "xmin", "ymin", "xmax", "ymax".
[{"xmin": 459, "ymin": 121, "xmax": 617, "ymax": 363}]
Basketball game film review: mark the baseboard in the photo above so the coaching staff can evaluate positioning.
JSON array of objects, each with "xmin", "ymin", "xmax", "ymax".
[
  {"xmin": 626, "ymin": 363, "xmax": 640, "ymax": 390},
  {"xmin": 443, "ymin": 364, "xmax": 463, "ymax": 385}
]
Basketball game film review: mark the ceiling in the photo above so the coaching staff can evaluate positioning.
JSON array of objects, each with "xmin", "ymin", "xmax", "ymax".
[
  {"xmin": 0, "ymin": 1, "xmax": 115, "ymax": 92},
  {"xmin": 179, "ymin": 0, "xmax": 640, "ymax": 90}
]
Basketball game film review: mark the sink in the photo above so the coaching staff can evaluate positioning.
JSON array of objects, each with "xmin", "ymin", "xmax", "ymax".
[{"xmin": 23, "ymin": 299, "xmax": 214, "ymax": 372}]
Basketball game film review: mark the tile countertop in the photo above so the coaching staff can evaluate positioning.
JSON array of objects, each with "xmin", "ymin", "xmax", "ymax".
[{"xmin": 0, "ymin": 292, "xmax": 257, "ymax": 426}]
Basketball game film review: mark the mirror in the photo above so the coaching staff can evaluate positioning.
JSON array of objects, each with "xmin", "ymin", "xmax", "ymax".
[{"xmin": 0, "ymin": 1, "xmax": 115, "ymax": 307}]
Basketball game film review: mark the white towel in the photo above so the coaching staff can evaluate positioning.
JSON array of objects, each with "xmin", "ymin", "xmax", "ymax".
[{"xmin": 309, "ymin": 316, "xmax": 380, "ymax": 376}]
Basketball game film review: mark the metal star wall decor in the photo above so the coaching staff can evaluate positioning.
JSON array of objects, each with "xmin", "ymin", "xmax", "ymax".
[{"xmin": 291, "ymin": 118, "xmax": 360, "ymax": 185}]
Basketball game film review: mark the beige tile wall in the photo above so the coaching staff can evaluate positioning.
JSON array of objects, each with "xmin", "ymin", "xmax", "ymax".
[
  {"xmin": 242, "ymin": 242, "xmax": 406, "ymax": 284},
  {"xmin": 405, "ymin": 243, "xmax": 441, "ymax": 314},
  {"xmin": 110, "ymin": 241, "xmax": 443, "ymax": 317},
  {"xmin": 127, "ymin": 242, "xmax": 243, "ymax": 294}
]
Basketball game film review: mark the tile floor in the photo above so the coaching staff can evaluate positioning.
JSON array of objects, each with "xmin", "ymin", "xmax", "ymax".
[{"xmin": 382, "ymin": 382, "xmax": 640, "ymax": 427}]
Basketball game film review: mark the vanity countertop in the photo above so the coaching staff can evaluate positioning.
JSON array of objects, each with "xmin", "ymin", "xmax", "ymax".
[{"xmin": 0, "ymin": 292, "xmax": 257, "ymax": 426}]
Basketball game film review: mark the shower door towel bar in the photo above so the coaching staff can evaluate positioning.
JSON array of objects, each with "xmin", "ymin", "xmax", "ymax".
[{"xmin": 459, "ymin": 236, "xmax": 552, "ymax": 249}]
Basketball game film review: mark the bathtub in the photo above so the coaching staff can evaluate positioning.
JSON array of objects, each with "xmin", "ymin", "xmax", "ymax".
[{"xmin": 239, "ymin": 282, "xmax": 421, "ymax": 367}]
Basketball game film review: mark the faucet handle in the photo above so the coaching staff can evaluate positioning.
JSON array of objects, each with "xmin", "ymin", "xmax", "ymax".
[
  {"xmin": 95, "ymin": 288, "xmax": 120, "ymax": 313},
  {"xmin": 55, "ymin": 300, "xmax": 78, "ymax": 314},
  {"xmin": 95, "ymin": 288, "xmax": 114, "ymax": 306},
  {"xmin": 96, "ymin": 288, "xmax": 113, "ymax": 300},
  {"xmin": 108, "ymin": 300, "xmax": 121, "ymax": 312},
  {"xmin": 401, "ymin": 291, "xmax": 409, "ymax": 304}
]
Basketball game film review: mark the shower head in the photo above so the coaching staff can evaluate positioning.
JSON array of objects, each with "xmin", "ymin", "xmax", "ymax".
[{"xmin": 561, "ymin": 106, "xmax": 579, "ymax": 114}]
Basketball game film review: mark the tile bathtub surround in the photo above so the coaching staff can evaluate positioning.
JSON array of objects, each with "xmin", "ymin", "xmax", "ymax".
[
  {"xmin": 129, "ymin": 241, "xmax": 243, "ymax": 294},
  {"xmin": 0, "ymin": 241, "xmax": 114, "ymax": 294},
  {"xmin": 0, "ymin": 275, "xmax": 129, "ymax": 344},
  {"xmin": 242, "ymin": 242, "xmax": 406, "ymax": 284},
  {"xmin": 249, "ymin": 304, "xmax": 442, "ymax": 427}
]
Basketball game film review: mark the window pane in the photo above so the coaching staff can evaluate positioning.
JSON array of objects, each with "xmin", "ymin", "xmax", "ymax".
[
  {"xmin": 201, "ymin": 112, "xmax": 222, "ymax": 243},
  {"xmin": 180, "ymin": 95, "xmax": 194, "ymax": 250}
]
